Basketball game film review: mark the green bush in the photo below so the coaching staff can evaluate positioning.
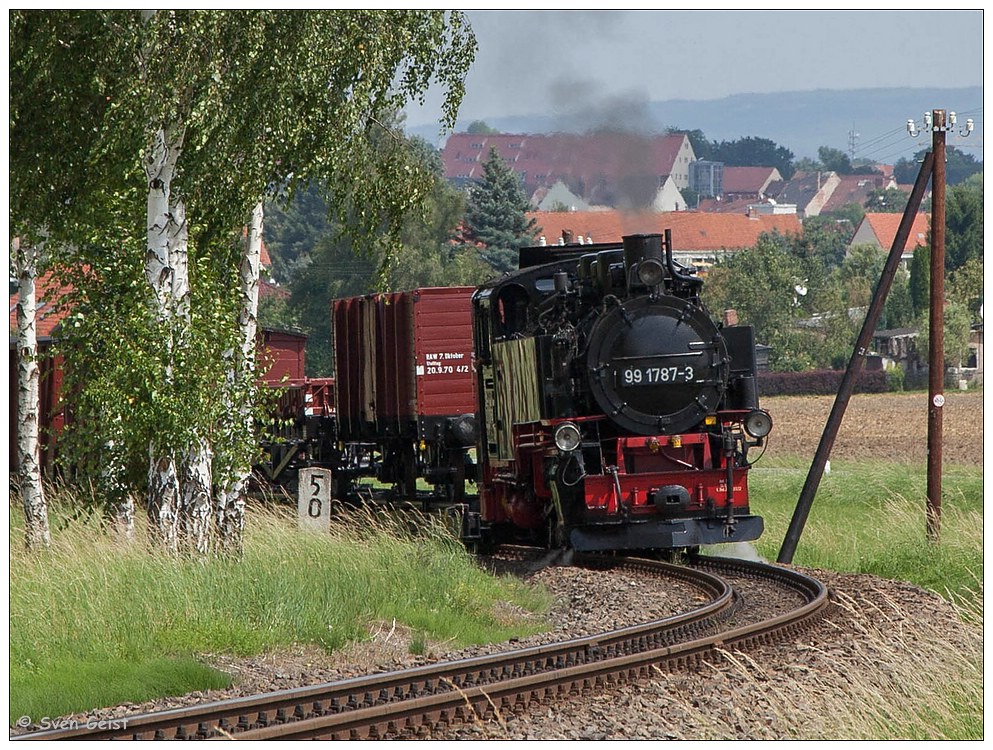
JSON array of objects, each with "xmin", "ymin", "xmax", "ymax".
[{"xmin": 885, "ymin": 363, "xmax": 905, "ymax": 392}]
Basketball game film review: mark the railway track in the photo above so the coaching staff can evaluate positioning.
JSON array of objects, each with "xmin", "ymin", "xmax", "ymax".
[{"xmin": 13, "ymin": 551, "xmax": 828, "ymax": 741}]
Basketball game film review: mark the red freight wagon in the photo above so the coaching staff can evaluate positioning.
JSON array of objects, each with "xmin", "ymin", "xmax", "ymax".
[
  {"xmin": 259, "ymin": 328, "xmax": 307, "ymax": 383},
  {"xmin": 331, "ymin": 287, "xmax": 477, "ymax": 500},
  {"xmin": 333, "ymin": 287, "xmax": 476, "ymax": 439}
]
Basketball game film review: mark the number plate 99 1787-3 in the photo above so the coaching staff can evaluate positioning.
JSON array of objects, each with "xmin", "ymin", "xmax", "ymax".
[{"xmin": 619, "ymin": 365, "xmax": 695, "ymax": 385}]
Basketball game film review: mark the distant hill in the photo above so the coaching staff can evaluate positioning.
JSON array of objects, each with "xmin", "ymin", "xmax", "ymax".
[{"xmin": 408, "ymin": 87, "xmax": 983, "ymax": 165}]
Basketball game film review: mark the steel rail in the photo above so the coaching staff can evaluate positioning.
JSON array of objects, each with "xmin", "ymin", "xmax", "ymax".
[{"xmin": 231, "ymin": 557, "xmax": 830, "ymax": 740}]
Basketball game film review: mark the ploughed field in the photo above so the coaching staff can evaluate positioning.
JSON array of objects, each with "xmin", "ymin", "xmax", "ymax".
[{"xmin": 761, "ymin": 390, "xmax": 984, "ymax": 466}]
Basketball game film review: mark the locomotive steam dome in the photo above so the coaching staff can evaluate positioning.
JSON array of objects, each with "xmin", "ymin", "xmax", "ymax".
[{"xmin": 585, "ymin": 259, "xmax": 728, "ymax": 435}]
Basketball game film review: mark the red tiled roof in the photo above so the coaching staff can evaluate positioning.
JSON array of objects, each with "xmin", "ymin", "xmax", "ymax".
[
  {"xmin": 863, "ymin": 212, "xmax": 931, "ymax": 251},
  {"xmin": 260, "ymin": 278, "xmax": 288, "ymax": 300},
  {"xmin": 721, "ymin": 166, "xmax": 779, "ymax": 194},
  {"xmin": 821, "ymin": 174, "xmax": 892, "ymax": 213},
  {"xmin": 529, "ymin": 211, "xmax": 801, "ymax": 253},
  {"xmin": 443, "ymin": 132, "xmax": 689, "ymax": 190}
]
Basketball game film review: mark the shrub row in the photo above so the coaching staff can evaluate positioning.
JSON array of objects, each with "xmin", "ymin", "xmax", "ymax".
[{"xmin": 757, "ymin": 368, "xmax": 890, "ymax": 397}]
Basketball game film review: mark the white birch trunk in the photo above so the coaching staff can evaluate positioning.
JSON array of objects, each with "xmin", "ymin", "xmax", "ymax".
[
  {"xmin": 144, "ymin": 123, "xmax": 188, "ymax": 546},
  {"xmin": 167, "ymin": 198, "xmax": 213, "ymax": 554},
  {"xmin": 145, "ymin": 124, "xmax": 185, "ymax": 324},
  {"xmin": 181, "ymin": 438, "xmax": 213, "ymax": 555},
  {"xmin": 148, "ymin": 452, "xmax": 180, "ymax": 553},
  {"xmin": 216, "ymin": 201, "xmax": 264, "ymax": 553},
  {"xmin": 13, "ymin": 237, "xmax": 52, "ymax": 549},
  {"xmin": 102, "ymin": 431, "xmax": 135, "ymax": 541}
]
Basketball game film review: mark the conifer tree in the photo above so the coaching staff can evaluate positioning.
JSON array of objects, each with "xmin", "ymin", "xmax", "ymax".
[{"xmin": 464, "ymin": 148, "xmax": 537, "ymax": 273}]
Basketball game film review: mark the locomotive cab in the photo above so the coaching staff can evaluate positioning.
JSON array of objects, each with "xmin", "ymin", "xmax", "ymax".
[{"xmin": 471, "ymin": 232, "xmax": 770, "ymax": 552}]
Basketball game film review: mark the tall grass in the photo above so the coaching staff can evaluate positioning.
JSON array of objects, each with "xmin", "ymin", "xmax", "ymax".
[
  {"xmin": 9, "ymin": 495, "xmax": 551, "ymax": 722},
  {"xmin": 725, "ymin": 458, "xmax": 984, "ymax": 740}
]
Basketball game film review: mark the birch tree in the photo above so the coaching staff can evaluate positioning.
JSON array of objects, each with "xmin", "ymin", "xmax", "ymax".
[
  {"xmin": 11, "ymin": 237, "xmax": 52, "ymax": 549},
  {"xmin": 9, "ymin": 10, "xmax": 124, "ymax": 543},
  {"xmin": 11, "ymin": 10, "xmax": 476, "ymax": 553}
]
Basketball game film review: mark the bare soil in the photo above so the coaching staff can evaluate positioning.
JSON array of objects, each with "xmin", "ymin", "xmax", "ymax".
[{"xmin": 761, "ymin": 390, "xmax": 983, "ymax": 465}]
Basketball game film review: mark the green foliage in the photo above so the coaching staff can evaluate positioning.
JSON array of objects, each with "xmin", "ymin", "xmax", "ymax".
[
  {"xmin": 895, "ymin": 146, "xmax": 982, "ymax": 186},
  {"xmin": 817, "ymin": 146, "xmax": 852, "ymax": 174},
  {"xmin": 909, "ymin": 243, "xmax": 930, "ymax": 316},
  {"xmin": 821, "ymin": 203, "xmax": 865, "ymax": 231},
  {"xmin": 9, "ymin": 503, "xmax": 551, "ymax": 720},
  {"xmin": 705, "ymin": 229, "xmax": 920, "ymax": 371},
  {"xmin": 864, "ymin": 187, "xmax": 909, "ymax": 213},
  {"xmin": 839, "ymin": 244, "xmax": 885, "ymax": 308},
  {"xmin": 703, "ymin": 232, "xmax": 818, "ymax": 371},
  {"xmin": 947, "ymin": 256, "xmax": 984, "ymax": 322},
  {"xmin": 9, "ymin": 11, "xmax": 131, "ymax": 246},
  {"xmin": 466, "ymin": 120, "xmax": 499, "ymax": 135},
  {"xmin": 10, "ymin": 10, "xmax": 477, "ymax": 507},
  {"xmin": 792, "ymin": 156, "xmax": 820, "ymax": 172},
  {"xmin": 263, "ymin": 184, "xmax": 335, "ymax": 284},
  {"xmin": 915, "ymin": 303, "xmax": 973, "ymax": 369},
  {"xmin": 796, "ymin": 215, "xmax": 853, "ymax": 269},
  {"xmin": 256, "ymin": 291, "xmax": 300, "ymax": 332},
  {"xmin": 943, "ymin": 175, "xmax": 983, "ymax": 272},
  {"xmin": 885, "ymin": 362, "xmax": 905, "ymax": 392},
  {"xmin": 883, "ymin": 266, "xmax": 915, "ymax": 330},
  {"xmin": 710, "ymin": 136, "xmax": 795, "ymax": 180},
  {"xmin": 463, "ymin": 148, "xmax": 538, "ymax": 273},
  {"xmin": 266, "ymin": 135, "xmax": 491, "ymax": 376}
]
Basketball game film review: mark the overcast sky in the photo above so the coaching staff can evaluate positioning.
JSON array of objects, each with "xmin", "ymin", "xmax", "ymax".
[{"xmin": 404, "ymin": 10, "xmax": 985, "ymax": 128}]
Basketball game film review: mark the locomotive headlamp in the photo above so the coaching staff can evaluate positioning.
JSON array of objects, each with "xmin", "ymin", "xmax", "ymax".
[
  {"xmin": 554, "ymin": 422, "xmax": 582, "ymax": 452},
  {"xmin": 744, "ymin": 409, "xmax": 773, "ymax": 439},
  {"xmin": 636, "ymin": 258, "xmax": 665, "ymax": 287}
]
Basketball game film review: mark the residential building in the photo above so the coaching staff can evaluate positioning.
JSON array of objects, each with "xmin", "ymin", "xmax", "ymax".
[
  {"xmin": 689, "ymin": 160, "xmax": 724, "ymax": 197},
  {"xmin": 849, "ymin": 212, "xmax": 930, "ymax": 266},
  {"xmin": 650, "ymin": 176, "xmax": 689, "ymax": 212},
  {"xmin": 441, "ymin": 132, "xmax": 695, "ymax": 206},
  {"xmin": 720, "ymin": 166, "xmax": 783, "ymax": 202},
  {"xmin": 820, "ymin": 173, "xmax": 898, "ymax": 215},
  {"xmin": 768, "ymin": 171, "xmax": 841, "ymax": 218},
  {"xmin": 530, "ymin": 180, "xmax": 591, "ymax": 212}
]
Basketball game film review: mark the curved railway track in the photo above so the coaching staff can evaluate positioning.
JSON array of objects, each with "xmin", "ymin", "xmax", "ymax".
[{"xmin": 13, "ymin": 551, "xmax": 828, "ymax": 741}]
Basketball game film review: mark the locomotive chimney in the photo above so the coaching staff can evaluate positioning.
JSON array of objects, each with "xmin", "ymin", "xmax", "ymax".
[
  {"xmin": 622, "ymin": 233, "xmax": 666, "ymax": 292},
  {"xmin": 622, "ymin": 233, "xmax": 663, "ymax": 270}
]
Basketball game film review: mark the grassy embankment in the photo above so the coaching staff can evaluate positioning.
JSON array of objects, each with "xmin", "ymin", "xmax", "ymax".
[{"xmin": 9, "ymin": 498, "xmax": 552, "ymax": 723}]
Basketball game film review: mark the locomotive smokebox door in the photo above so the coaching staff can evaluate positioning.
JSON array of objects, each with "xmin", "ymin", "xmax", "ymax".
[{"xmin": 585, "ymin": 296, "xmax": 729, "ymax": 435}]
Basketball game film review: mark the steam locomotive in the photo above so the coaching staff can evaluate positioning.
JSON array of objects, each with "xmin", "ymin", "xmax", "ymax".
[{"xmin": 314, "ymin": 231, "xmax": 771, "ymax": 552}]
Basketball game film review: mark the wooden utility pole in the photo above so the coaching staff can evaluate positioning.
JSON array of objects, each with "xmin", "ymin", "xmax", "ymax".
[
  {"xmin": 777, "ymin": 153, "xmax": 934, "ymax": 565},
  {"xmin": 927, "ymin": 110, "xmax": 947, "ymax": 543}
]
